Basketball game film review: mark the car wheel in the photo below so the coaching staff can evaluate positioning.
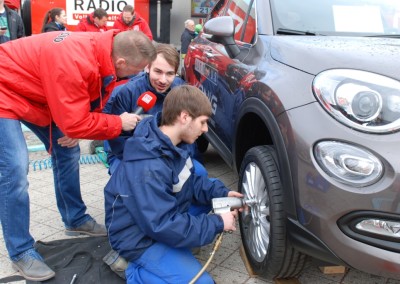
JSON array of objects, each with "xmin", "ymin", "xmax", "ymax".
[
  {"xmin": 196, "ymin": 134, "xmax": 209, "ymax": 153},
  {"xmin": 238, "ymin": 145, "xmax": 308, "ymax": 279}
]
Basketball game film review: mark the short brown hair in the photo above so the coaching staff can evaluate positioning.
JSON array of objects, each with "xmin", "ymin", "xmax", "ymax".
[
  {"xmin": 161, "ymin": 85, "xmax": 212, "ymax": 126},
  {"xmin": 122, "ymin": 4, "xmax": 134, "ymax": 14},
  {"xmin": 112, "ymin": 30, "xmax": 157, "ymax": 66},
  {"xmin": 93, "ymin": 8, "xmax": 108, "ymax": 19},
  {"xmin": 151, "ymin": 43, "xmax": 180, "ymax": 74}
]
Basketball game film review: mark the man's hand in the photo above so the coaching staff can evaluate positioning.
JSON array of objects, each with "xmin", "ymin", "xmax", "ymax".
[
  {"xmin": 120, "ymin": 112, "xmax": 141, "ymax": 131},
  {"xmin": 57, "ymin": 136, "xmax": 79, "ymax": 148},
  {"xmin": 220, "ymin": 210, "xmax": 238, "ymax": 232},
  {"xmin": 227, "ymin": 191, "xmax": 243, "ymax": 198}
]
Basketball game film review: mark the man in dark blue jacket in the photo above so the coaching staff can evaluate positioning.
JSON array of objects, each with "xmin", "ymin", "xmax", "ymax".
[
  {"xmin": 106, "ymin": 43, "xmax": 202, "ymax": 175},
  {"xmin": 104, "ymin": 85, "xmax": 243, "ymax": 283}
]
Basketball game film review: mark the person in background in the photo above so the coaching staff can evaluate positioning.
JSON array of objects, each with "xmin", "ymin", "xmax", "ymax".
[
  {"xmin": 105, "ymin": 85, "xmax": 243, "ymax": 283},
  {"xmin": 0, "ymin": 30, "xmax": 156, "ymax": 282},
  {"xmin": 180, "ymin": 19, "xmax": 195, "ymax": 60},
  {"xmin": 113, "ymin": 4, "xmax": 153, "ymax": 40},
  {"xmin": 76, "ymin": 7, "xmax": 108, "ymax": 32},
  {"xmin": 0, "ymin": 0, "xmax": 24, "ymax": 44},
  {"xmin": 41, "ymin": 7, "xmax": 67, "ymax": 32}
]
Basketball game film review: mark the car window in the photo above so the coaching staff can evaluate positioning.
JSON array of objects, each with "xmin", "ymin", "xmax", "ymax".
[
  {"xmin": 271, "ymin": 0, "xmax": 400, "ymax": 36},
  {"xmin": 226, "ymin": 0, "xmax": 256, "ymax": 44},
  {"xmin": 208, "ymin": 0, "xmax": 231, "ymax": 19}
]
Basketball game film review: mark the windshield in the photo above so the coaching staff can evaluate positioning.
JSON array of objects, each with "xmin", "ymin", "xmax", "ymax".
[{"xmin": 270, "ymin": 0, "xmax": 400, "ymax": 36}]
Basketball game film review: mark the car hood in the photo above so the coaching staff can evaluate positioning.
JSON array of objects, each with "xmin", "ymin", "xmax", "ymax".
[{"xmin": 269, "ymin": 36, "xmax": 400, "ymax": 79}]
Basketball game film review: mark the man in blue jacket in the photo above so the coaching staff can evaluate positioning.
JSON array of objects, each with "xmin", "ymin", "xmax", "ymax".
[
  {"xmin": 104, "ymin": 85, "xmax": 243, "ymax": 283},
  {"xmin": 106, "ymin": 43, "xmax": 203, "ymax": 175}
]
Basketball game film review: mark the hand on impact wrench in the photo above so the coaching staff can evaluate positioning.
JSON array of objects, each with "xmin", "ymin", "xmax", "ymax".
[{"xmin": 220, "ymin": 209, "xmax": 238, "ymax": 232}]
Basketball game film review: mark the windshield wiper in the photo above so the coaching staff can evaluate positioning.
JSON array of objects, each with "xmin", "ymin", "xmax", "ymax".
[
  {"xmin": 366, "ymin": 34, "xmax": 400, "ymax": 38},
  {"xmin": 276, "ymin": 28, "xmax": 324, "ymax": 36}
]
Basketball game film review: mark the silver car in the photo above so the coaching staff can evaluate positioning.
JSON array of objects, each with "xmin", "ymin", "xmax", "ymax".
[{"xmin": 183, "ymin": 0, "xmax": 400, "ymax": 280}]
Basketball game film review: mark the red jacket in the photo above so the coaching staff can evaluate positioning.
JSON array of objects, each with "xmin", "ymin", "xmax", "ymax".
[
  {"xmin": 76, "ymin": 12, "xmax": 108, "ymax": 32},
  {"xmin": 113, "ymin": 12, "xmax": 153, "ymax": 40},
  {"xmin": 0, "ymin": 30, "xmax": 122, "ymax": 140}
]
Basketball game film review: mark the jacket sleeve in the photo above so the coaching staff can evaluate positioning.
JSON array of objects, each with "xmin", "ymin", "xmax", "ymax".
[
  {"xmin": 16, "ymin": 14, "xmax": 24, "ymax": 38},
  {"xmin": 192, "ymin": 175, "xmax": 230, "ymax": 205},
  {"xmin": 139, "ymin": 22, "xmax": 153, "ymax": 41},
  {"xmin": 122, "ymin": 159, "xmax": 224, "ymax": 248},
  {"xmin": 39, "ymin": 39, "xmax": 122, "ymax": 140},
  {"xmin": 180, "ymin": 32, "xmax": 191, "ymax": 54},
  {"xmin": 107, "ymin": 85, "xmax": 138, "ymax": 159},
  {"xmin": 75, "ymin": 21, "xmax": 86, "ymax": 31}
]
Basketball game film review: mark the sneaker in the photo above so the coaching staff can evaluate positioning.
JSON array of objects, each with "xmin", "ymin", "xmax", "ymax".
[
  {"xmin": 12, "ymin": 256, "xmax": 55, "ymax": 281},
  {"xmin": 65, "ymin": 219, "xmax": 107, "ymax": 236}
]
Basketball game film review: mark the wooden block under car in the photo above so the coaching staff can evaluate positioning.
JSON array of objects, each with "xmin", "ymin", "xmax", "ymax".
[
  {"xmin": 274, "ymin": 278, "xmax": 301, "ymax": 284},
  {"xmin": 239, "ymin": 245, "xmax": 302, "ymax": 283},
  {"xmin": 239, "ymin": 244, "xmax": 257, "ymax": 277},
  {"xmin": 319, "ymin": 265, "xmax": 346, "ymax": 274}
]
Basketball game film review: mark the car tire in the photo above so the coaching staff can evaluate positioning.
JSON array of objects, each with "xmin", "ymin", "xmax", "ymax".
[
  {"xmin": 238, "ymin": 145, "xmax": 308, "ymax": 279},
  {"xmin": 196, "ymin": 134, "xmax": 209, "ymax": 153}
]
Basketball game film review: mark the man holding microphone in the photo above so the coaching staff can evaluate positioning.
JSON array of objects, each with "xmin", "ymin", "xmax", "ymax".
[{"xmin": 0, "ymin": 30, "xmax": 156, "ymax": 281}]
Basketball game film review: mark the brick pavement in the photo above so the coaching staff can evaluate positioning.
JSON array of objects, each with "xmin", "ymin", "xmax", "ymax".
[{"xmin": 0, "ymin": 140, "xmax": 399, "ymax": 284}]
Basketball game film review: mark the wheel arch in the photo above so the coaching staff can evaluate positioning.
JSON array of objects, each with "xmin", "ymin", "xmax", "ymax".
[{"xmin": 233, "ymin": 97, "xmax": 297, "ymax": 218}]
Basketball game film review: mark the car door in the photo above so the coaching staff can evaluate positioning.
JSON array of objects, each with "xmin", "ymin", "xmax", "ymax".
[{"xmin": 185, "ymin": 0, "xmax": 257, "ymax": 150}]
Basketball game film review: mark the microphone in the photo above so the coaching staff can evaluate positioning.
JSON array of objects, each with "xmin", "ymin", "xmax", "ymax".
[{"xmin": 133, "ymin": 92, "xmax": 157, "ymax": 115}]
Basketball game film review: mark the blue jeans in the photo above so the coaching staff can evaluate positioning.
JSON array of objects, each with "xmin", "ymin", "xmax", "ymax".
[
  {"xmin": 126, "ymin": 242, "xmax": 214, "ymax": 283},
  {"xmin": 0, "ymin": 118, "xmax": 91, "ymax": 260}
]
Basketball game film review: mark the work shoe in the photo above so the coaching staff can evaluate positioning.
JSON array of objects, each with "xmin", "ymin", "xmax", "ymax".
[
  {"xmin": 191, "ymin": 247, "xmax": 201, "ymax": 255},
  {"xmin": 65, "ymin": 219, "xmax": 107, "ymax": 236},
  {"xmin": 103, "ymin": 249, "xmax": 128, "ymax": 280},
  {"xmin": 12, "ymin": 256, "xmax": 55, "ymax": 281}
]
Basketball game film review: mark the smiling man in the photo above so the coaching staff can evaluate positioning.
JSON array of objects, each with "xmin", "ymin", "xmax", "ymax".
[{"xmin": 106, "ymin": 43, "xmax": 185, "ymax": 174}]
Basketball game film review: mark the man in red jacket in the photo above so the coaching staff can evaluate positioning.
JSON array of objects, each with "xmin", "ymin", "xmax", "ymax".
[
  {"xmin": 76, "ymin": 7, "xmax": 108, "ymax": 32},
  {"xmin": 113, "ymin": 4, "xmax": 153, "ymax": 40},
  {"xmin": 0, "ymin": 30, "xmax": 156, "ymax": 281}
]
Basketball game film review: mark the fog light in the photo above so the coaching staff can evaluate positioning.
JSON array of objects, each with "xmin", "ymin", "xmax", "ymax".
[
  {"xmin": 314, "ymin": 141, "xmax": 383, "ymax": 187},
  {"xmin": 356, "ymin": 219, "xmax": 400, "ymax": 238}
]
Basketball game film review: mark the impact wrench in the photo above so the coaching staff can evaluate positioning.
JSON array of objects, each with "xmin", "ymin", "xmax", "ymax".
[{"xmin": 189, "ymin": 197, "xmax": 256, "ymax": 284}]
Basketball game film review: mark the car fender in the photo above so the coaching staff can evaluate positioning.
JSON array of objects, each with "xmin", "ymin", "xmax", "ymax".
[{"xmin": 233, "ymin": 96, "xmax": 297, "ymax": 218}]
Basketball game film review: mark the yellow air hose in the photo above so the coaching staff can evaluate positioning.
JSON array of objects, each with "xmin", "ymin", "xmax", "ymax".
[{"xmin": 189, "ymin": 232, "xmax": 225, "ymax": 284}]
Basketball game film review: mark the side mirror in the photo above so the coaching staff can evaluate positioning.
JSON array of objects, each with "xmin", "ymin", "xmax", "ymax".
[{"xmin": 204, "ymin": 16, "xmax": 241, "ymax": 58}]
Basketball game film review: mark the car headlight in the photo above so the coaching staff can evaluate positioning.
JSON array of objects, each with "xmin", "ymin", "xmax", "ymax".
[{"xmin": 313, "ymin": 69, "xmax": 400, "ymax": 134}]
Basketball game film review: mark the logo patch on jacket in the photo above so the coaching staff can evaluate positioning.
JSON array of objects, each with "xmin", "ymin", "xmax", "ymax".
[
  {"xmin": 172, "ymin": 157, "xmax": 193, "ymax": 193},
  {"xmin": 53, "ymin": 32, "xmax": 70, "ymax": 43}
]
